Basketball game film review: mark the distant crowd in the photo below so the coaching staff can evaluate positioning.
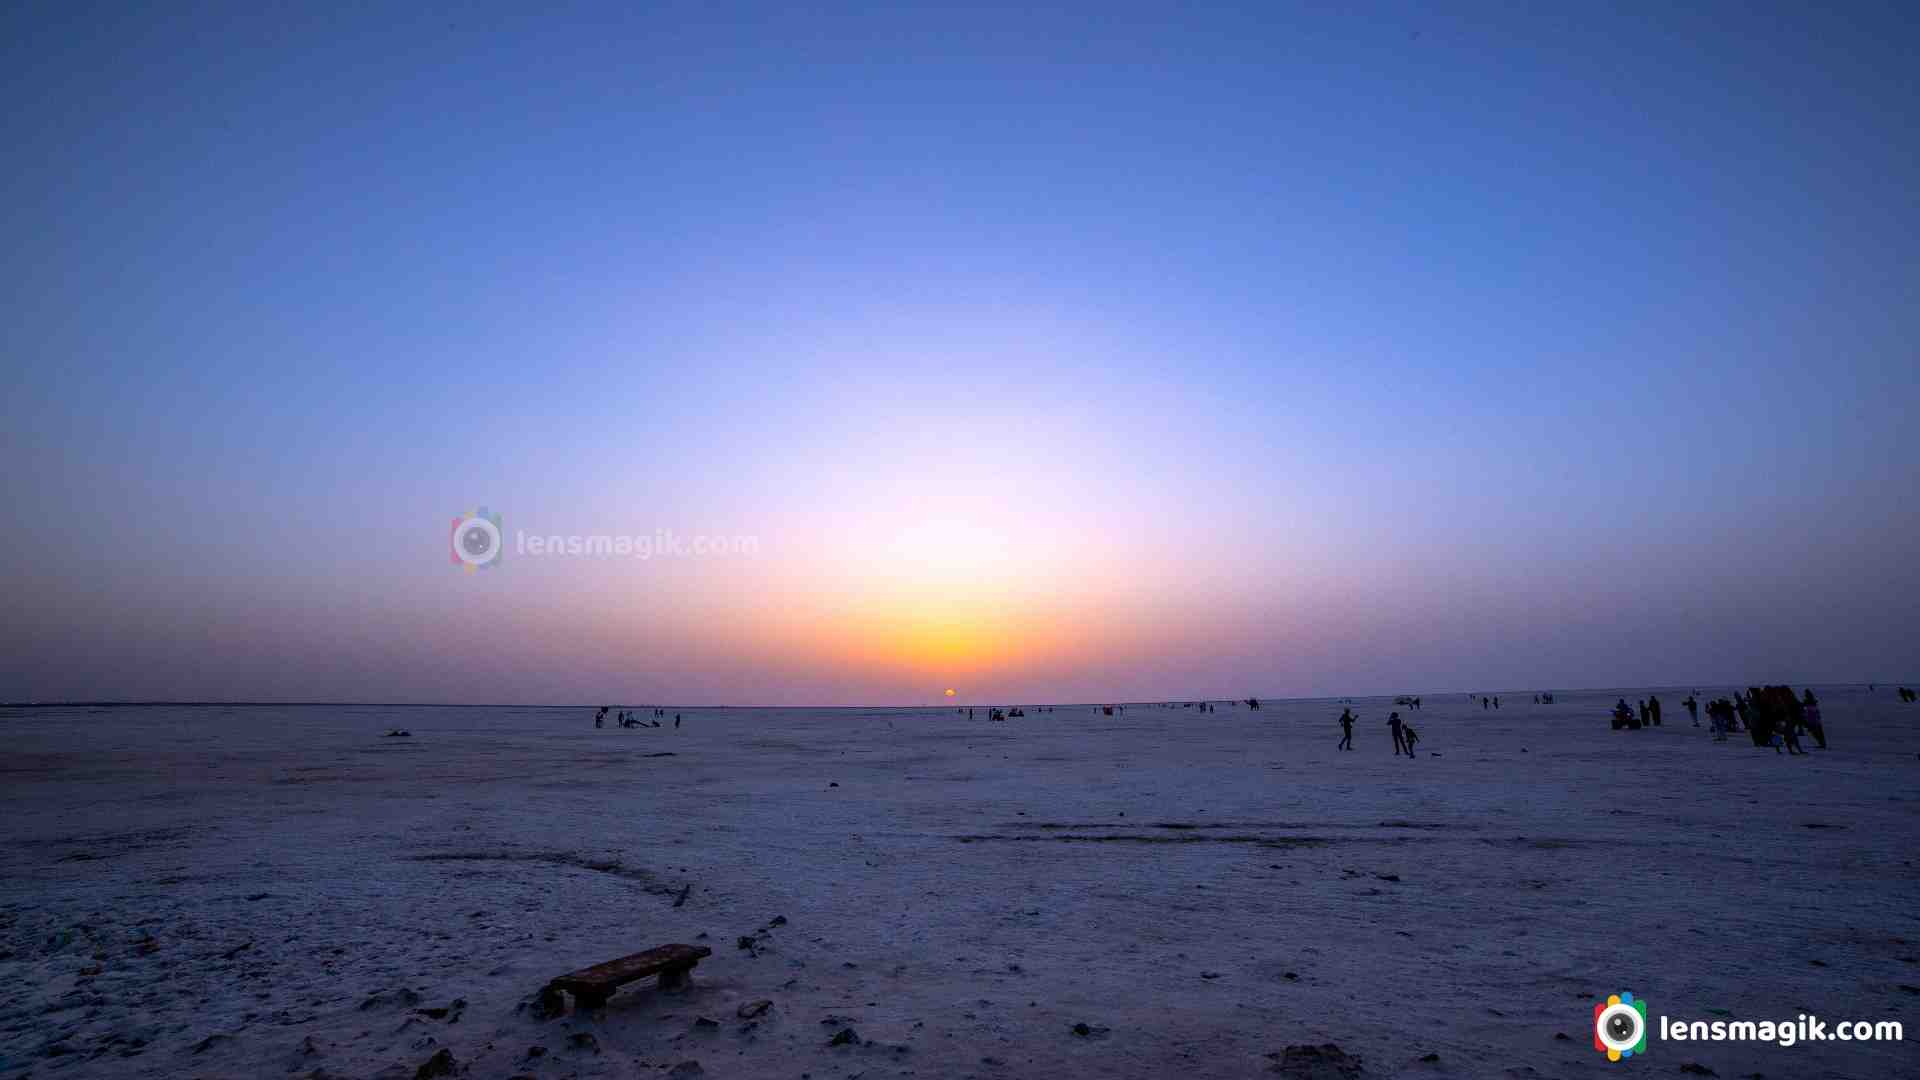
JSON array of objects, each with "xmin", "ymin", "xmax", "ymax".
[
  {"xmin": 1610, "ymin": 687, "xmax": 1829, "ymax": 754},
  {"xmin": 595, "ymin": 705, "xmax": 680, "ymax": 729},
  {"xmin": 565, "ymin": 687, "xmax": 1913, "ymax": 757},
  {"xmin": 1699, "ymin": 687, "xmax": 1826, "ymax": 753}
]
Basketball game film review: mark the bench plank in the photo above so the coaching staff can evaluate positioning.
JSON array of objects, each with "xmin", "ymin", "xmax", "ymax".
[{"xmin": 548, "ymin": 944, "xmax": 711, "ymax": 1008}]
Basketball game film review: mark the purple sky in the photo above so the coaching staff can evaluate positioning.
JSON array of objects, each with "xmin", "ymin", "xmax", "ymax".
[{"xmin": 3, "ymin": 3, "xmax": 1916, "ymax": 703}]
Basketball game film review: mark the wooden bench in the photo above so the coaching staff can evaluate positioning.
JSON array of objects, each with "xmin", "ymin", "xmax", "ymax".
[{"xmin": 545, "ymin": 943, "xmax": 712, "ymax": 1009}]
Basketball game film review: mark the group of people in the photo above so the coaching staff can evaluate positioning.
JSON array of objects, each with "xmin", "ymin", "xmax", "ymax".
[
  {"xmin": 1616, "ymin": 687, "xmax": 1828, "ymax": 753},
  {"xmin": 1728, "ymin": 687, "xmax": 1825, "ymax": 753},
  {"xmin": 1337, "ymin": 707, "xmax": 1420, "ymax": 758},
  {"xmin": 1611, "ymin": 695, "xmax": 1665, "ymax": 729},
  {"xmin": 594, "ymin": 705, "xmax": 680, "ymax": 729},
  {"xmin": 956, "ymin": 706, "xmax": 1051, "ymax": 719},
  {"xmin": 1702, "ymin": 696, "xmax": 1744, "ymax": 740}
]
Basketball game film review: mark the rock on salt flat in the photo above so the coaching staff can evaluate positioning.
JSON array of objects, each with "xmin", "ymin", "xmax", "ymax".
[{"xmin": 1, "ymin": 688, "xmax": 1916, "ymax": 1078}]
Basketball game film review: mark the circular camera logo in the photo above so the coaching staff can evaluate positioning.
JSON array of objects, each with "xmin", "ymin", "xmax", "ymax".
[
  {"xmin": 449, "ymin": 507, "xmax": 503, "ymax": 572},
  {"xmin": 1594, "ymin": 991, "xmax": 1648, "ymax": 1062}
]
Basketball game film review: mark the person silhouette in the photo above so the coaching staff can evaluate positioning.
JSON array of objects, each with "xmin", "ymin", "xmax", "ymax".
[
  {"xmin": 1800, "ymin": 690, "xmax": 1825, "ymax": 749},
  {"xmin": 1338, "ymin": 708, "xmax": 1355, "ymax": 751},
  {"xmin": 1387, "ymin": 711, "xmax": 1406, "ymax": 755},
  {"xmin": 1780, "ymin": 710, "xmax": 1804, "ymax": 754}
]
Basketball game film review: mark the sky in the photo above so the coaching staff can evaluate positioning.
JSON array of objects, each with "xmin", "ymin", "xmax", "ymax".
[{"xmin": 2, "ymin": 2, "xmax": 1916, "ymax": 705}]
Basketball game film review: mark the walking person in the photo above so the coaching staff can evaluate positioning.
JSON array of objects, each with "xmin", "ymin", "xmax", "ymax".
[
  {"xmin": 1784, "ymin": 686, "xmax": 1807, "ymax": 738},
  {"xmin": 1338, "ymin": 707, "xmax": 1355, "ymax": 751},
  {"xmin": 1800, "ymin": 689, "xmax": 1826, "ymax": 749},
  {"xmin": 1780, "ymin": 699, "xmax": 1805, "ymax": 754},
  {"xmin": 1387, "ymin": 711, "xmax": 1406, "ymax": 755},
  {"xmin": 1402, "ymin": 722, "xmax": 1420, "ymax": 758}
]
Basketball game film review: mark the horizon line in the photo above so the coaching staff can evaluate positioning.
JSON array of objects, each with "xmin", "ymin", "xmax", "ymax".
[{"xmin": 0, "ymin": 682, "xmax": 1884, "ymax": 711}]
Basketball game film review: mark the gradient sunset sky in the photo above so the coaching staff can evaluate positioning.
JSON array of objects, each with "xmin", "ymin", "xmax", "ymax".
[{"xmin": 3, "ymin": 3, "xmax": 1915, "ymax": 704}]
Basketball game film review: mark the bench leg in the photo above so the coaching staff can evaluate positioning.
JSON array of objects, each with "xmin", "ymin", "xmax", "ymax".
[
  {"xmin": 658, "ymin": 965, "xmax": 693, "ymax": 992},
  {"xmin": 532, "ymin": 986, "xmax": 566, "ymax": 1020}
]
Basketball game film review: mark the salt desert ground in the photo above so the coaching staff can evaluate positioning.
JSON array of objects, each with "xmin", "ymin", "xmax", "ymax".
[{"xmin": 2, "ymin": 689, "xmax": 1914, "ymax": 1079}]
